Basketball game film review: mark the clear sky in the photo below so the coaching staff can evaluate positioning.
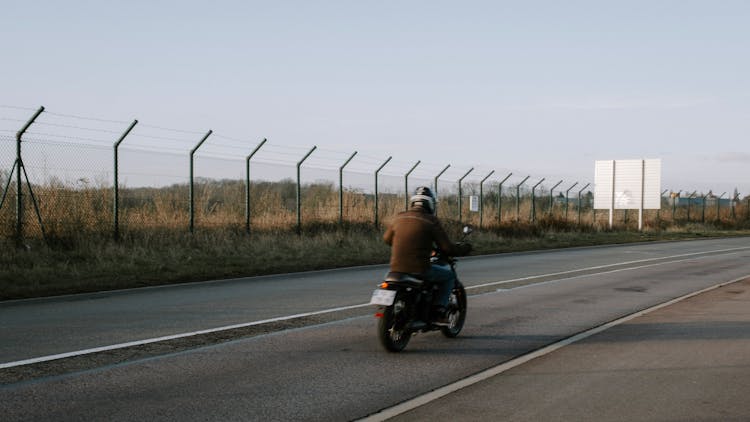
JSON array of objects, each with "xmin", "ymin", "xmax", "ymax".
[{"xmin": 2, "ymin": 0, "xmax": 748, "ymax": 197}]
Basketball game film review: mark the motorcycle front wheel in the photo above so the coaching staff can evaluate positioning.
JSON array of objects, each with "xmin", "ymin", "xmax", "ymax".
[
  {"xmin": 441, "ymin": 284, "xmax": 467, "ymax": 338},
  {"xmin": 378, "ymin": 296, "xmax": 412, "ymax": 352}
]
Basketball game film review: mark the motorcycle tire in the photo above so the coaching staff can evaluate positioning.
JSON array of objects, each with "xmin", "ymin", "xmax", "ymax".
[
  {"xmin": 441, "ymin": 283, "xmax": 467, "ymax": 338},
  {"xmin": 378, "ymin": 295, "xmax": 412, "ymax": 352}
]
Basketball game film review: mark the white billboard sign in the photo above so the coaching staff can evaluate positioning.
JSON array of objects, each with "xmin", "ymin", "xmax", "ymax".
[
  {"xmin": 594, "ymin": 159, "xmax": 661, "ymax": 229},
  {"xmin": 469, "ymin": 195, "xmax": 479, "ymax": 212}
]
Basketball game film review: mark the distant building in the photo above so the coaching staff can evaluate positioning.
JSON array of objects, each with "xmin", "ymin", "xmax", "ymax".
[{"xmin": 667, "ymin": 192, "xmax": 734, "ymax": 207}]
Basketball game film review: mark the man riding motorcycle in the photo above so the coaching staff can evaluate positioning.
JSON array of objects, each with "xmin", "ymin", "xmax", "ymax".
[{"xmin": 383, "ymin": 186, "xmax": 472, "ymax": 322}]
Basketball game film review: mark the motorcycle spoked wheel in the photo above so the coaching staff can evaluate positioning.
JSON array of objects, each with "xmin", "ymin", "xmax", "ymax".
[
  {"xmin": 378, "ymin": 295, "xmax": 412, "ymax": 352},
  {"xmin": 441, "ymin": 284, "xmax": 467, "ymax": 338}
]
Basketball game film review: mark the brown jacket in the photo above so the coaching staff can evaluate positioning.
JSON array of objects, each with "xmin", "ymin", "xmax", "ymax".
[{"xmin": 383, "ymin": 208, "xmax": 467, "ymax": 275}]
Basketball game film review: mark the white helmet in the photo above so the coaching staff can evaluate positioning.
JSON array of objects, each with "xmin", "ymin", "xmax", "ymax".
[{"xmin": 409, "ymin": 186, "xmax": 436, "ymax": 214}]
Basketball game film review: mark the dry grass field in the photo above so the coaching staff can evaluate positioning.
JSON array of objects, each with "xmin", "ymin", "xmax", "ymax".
[
  {"xmin": 6, "ymin": 177, "xmax": 745, "ymax": 237},
  {"xmin": 1, "ymin": 178, "xmax": 749, "ymax": 300}
]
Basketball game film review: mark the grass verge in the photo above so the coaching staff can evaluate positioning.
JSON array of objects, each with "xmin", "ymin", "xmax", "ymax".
[{"xmin": 2, "ymin": 222, "xmax": 749, "ymax": 301}]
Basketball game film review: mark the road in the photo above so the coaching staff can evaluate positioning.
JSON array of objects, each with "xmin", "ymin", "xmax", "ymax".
[
  {"xmin": 386, "ymin": 277, "xmax": 750, "ymax": 421},
  {"xmin": 1, "ymin": 237, "xmax": 750, "ymax": 420}
]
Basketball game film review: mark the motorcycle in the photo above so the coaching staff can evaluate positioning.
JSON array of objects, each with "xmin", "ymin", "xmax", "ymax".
[{"xmin": 370, "ymin": 226, "xmax": 472, "ymax": 352}]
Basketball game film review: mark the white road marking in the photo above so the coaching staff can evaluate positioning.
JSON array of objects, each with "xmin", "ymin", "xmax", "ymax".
[
  {"xmin": 467, "ymin": 245, "xmax": 750, "ymax": 291},
  {"xmin": 489, "ymin": 253, "xmax": 729, "ymax": 292},
  {"xmin": 0, "ymin": 303, "xmax": 369, "ymax": 369},
  {"xmin": 359, "ymin": 274, "xmax": 750, "ymax": 422},
  {"xmin": 2, "ymin": 245, "xmax": 748, "ymax": 370}
]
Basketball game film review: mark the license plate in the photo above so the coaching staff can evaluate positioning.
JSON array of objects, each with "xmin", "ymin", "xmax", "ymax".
[{"xmin": 370, "ymin": 289, "xmax": 396, "ymax": 306}]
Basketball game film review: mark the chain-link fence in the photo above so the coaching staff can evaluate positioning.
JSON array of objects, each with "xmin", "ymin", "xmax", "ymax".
[{"xmin": 1, "ymin": 105, "xmax": 748, "ymax": 242}]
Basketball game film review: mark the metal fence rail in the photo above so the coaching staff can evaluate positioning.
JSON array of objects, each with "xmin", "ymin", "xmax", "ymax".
[{"xmin": 1, "ymin": 106, "xmax": 748, "ymax": 243}]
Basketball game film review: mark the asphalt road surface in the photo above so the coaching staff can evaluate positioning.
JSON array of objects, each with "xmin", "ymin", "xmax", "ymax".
[
  {"xmin": 387, "ymin": 277, "xmax": 750, "ymax": 422},
  {"xmin": 2, "ymin": 237, "xmax": 750, "ymax": 421}
]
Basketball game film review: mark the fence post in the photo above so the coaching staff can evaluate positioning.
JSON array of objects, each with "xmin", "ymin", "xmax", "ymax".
[
  {"xmin": 404, "ymin": 160, "xmax": 421, "ymax": 211},
  {"xmin": 672, "ymin": 189, "xmax": 682, "ymax": 222},
  {"xmin": 657, "ymin": 189, "xmax": 668, "ymax": 222},
  {"xmin": 457, "ymin": 168, "xmax": 474, "ymax": 224},
  {"xmin": 339, "ymin": 151, "xmax": 357, "ymax": 225},
  {"xmin": 113, "ymin": 119, "xmax": 138, "ymax": 241},
  {"xmin": 479, "ymin": 170, "xmax": 495, "ymax": 229},
  {"xmin": 374, "ymin": 156, "xmax": 392, "ymax": 228},
  {"xmin": 716, "ymin": 192, "xmax": 726, "ymax": 222},
  {"xmin": 296, "ymin": 146, "xmax": 317, "ymax": 234},
  {"xmin": 245, "ymin": 138, "xmax": 267, "ymax": 234},
  {"xmin": 433, "ymin": 164, "xmax": 450, "ymax": 216},
  {"xmin": 497, "ymin": 173, "xmax": 512, "ymax": 223},
  {"xmin": 731, "ymin": 193, "xmax": 740, "ymax": 220},
  {"xmin": 577, "ymin": 183, "xmax": 590, "ymax": 225},
  {"xmin": 531, "ymin": 178, "xmax": 545, "ymax": 222},
  {"xmin": 564, "ymin": 182, "xmax": 578, "ymax": 221},
  {"xmin": 548, "ymin": 180, "xmax": 563, "ymax": 216},
  {"xmin": 516, "ymin": 175, "xmax": 530, "ymax": 222},
  {"xmin": 189, "ymin": 130, "xmax": 212, "ymax": 233},
  {"xmin": 686, "ymin": 191, "xmax": 696, "ymax": 222},
  {"xmin": 1, "ymin": 106, "xmax": 46, "ymax": 245},
  {"xmin": 701, "ymin": 193, "xmax": 708, "ymax": 223}
]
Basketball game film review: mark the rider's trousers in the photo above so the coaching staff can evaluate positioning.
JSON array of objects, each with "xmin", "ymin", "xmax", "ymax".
[{"xmin": 425, "ymin": 263, "xmax": 455, "ymax": 308}]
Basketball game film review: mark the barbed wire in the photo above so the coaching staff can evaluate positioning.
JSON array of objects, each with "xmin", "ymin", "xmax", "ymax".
[
  {"xmin": 0, "ymin": 107, "xmax": 605, "ymax": 193},
  {"xmin": 25, "ymin": 164, "xmax": 111, "ymax": 176},
  {"xmin": 0, "ymin": 117, "xmax": 25, "ymax": 123},
  {"xmin": 0, "ymin": 136, "xmax": 577, "ymax": 185},
  {"xmin": 353, "ymin": 151, "xmax": 391, "ymax": 161},
  {"xmin": 0, "ymin": 105, "xmax": 38, "ymax": 111},
  {"xmin": 120, "ymin": 144, "xmax": 193, "ymax": 156},
  {"xmin": 305, "ymin": 155, "xmax": 355, "ymax": 165},
  {"xmin": 128, "ymin": 132, "xmax": 197, "ymax": 144},
  {"xmin": 212, "ymin": 132, "xmax": 266, "ymax": 146},
  {"xmin": 201, "ymin": 142, "xmax": 268, "ymax": 154},
  {"xmin": 32, "ymin": 121, "xmax": 125, "ymax": 135},
  {"xmin": 314, "ymin": 147, "xmax": 360, "ymax": 160},
  {"xmin": 3, "ymin": 113, "xmax": 440, "ymax": 174},
  {"xmin": 24, "ymin": 133, "xmax": 113, "ymax": 147},
  {"xmin": 137, "ymin": 123, "xmax": 207, "ymax": 136},
  {"xmin": 118, "ymin": 170, "xmax": 187, "ymax": 180},
  {"xmin": 42, "ymin": 110, "xmax": 130, "ymax": 125}
]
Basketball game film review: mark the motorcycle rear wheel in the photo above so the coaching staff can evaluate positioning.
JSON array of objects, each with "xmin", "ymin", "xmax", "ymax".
[
  {"xmin": 441, "ymin": 284, "xmax": 467, "ymax": 338},
  {"xmin": 378, "ymin": 297, "xmax": 412, "ymax": 352}
]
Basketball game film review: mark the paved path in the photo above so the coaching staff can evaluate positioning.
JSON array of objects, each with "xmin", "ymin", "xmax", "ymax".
[{"xmin": 391, "ymin": 277, "xmax": 750, "ymax": 421}]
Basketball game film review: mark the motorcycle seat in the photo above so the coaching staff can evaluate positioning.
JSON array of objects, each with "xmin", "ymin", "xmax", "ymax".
[{"xmin": 385, "ymin": 272, "xmax": 425, "ymax": 286}]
